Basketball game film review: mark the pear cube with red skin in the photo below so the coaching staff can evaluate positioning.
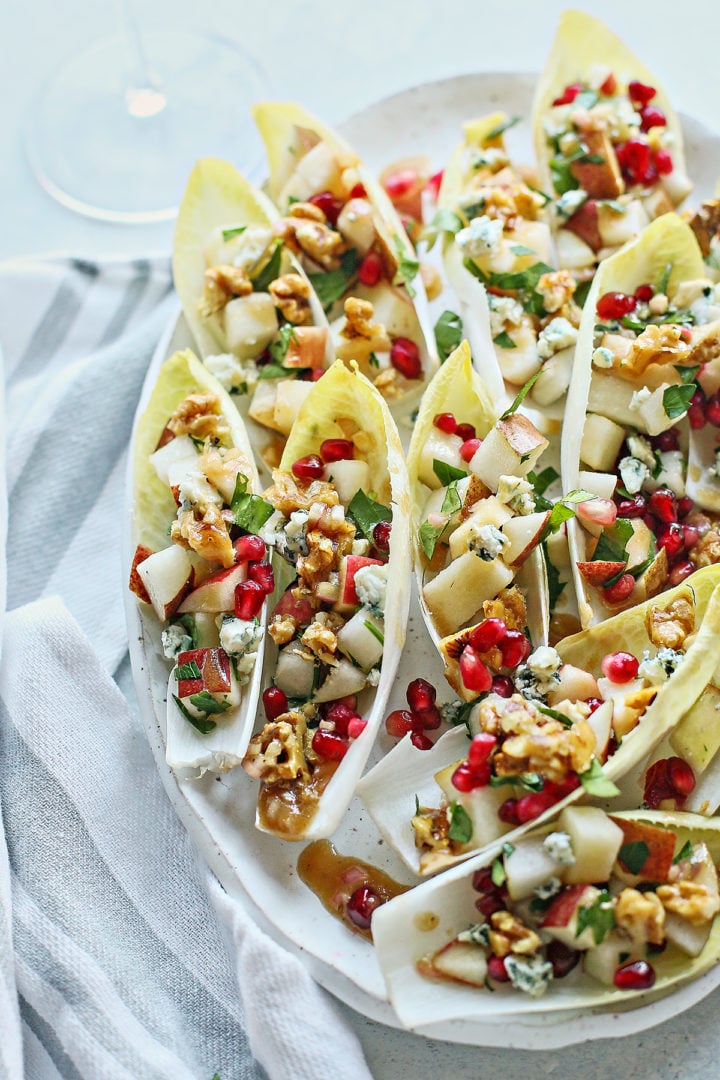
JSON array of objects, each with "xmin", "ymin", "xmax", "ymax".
[
  {"xmin": 428, "ymin": 940, "xmax": 488, "ymax": 986},
  {"xmin": 557, "ymin": 806, "xmax": 624, "ymax": 885},
  {"xmin": 272, "ymin": 587, "xmax": 316, "ymax": 627},
  {"xmin": 178, "ymin": 562, "xmax": 248, "ymax": 613},
  {"xmin": 501, "ymin": 511, "xmax": 551, "ymax": 566},
  {"xmin": 129, "ymin": 544, "xmax": 154, "ymax": 604},
  {"xmin": 610, "ymin": 817, "xmax": 677, "ymax": 883},
  {"xmin": 136, "ymin": 545, "xmax": 195, "ymax": 620},
  {"xmin": 335, "ymin": 555, "xmax": 384, "ymax": 613},
  {"xmin": 176, "ymin": 647, "xmax": 232, "ymax": 697},
  {"xmin": 565, "ymin": 199, "xmax": 603, "ymax": 252},
  {"xmin": 541, "ymin": 884, "xmax": 602, "ymax": 950},
  {"xmin": 284, "ymin": 326, "xmax": 329, "ymax": 369},
  {"xmin": 468, "ymin": 414, "xmax": 548, "ymax": 491},
  {"xmin": 577, "ymin": 560, "xmax": 626, "ymax": 587}
]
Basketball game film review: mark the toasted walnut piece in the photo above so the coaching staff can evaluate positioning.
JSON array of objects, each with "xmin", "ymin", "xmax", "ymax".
[
  {"xmin": 301, "ymin": 616, "xmax": 341, "ymax": 665},
  {"xmin": 268, "ymin": 614, "xmax": 298, "ymax": 646},
  {"xmin": 199, "ymin": 265, "xmax": 253, "ymax": 317},
  {"xmin": 488, "ymin": 910, "xmax": 542, "ymax": 958},
  {"xmin": 646, "ymin": 595, "xmax": 695, "ymax": 649},
  {"xmin": 690, "ymin": 529, "xmax": 720, "ymax": 569},
  {"xmin": 242, "ymin": 711, "xmax": 310, "ymax": 784},
  {"xmin": 166, "ymin": 393, "xmax": 229, "ymax": 442},
  {"xmin": 288, "ymin": 201, "xmax": 327, "ymax": 223},
  {"xmin": 615, "ymin": 888, "xmax": 665, "ymax": 946},
  {"xmin": 482, "ymin": 586, "xmax": 527, "ymax": 631},
  {"xmin": 171, "ymin": 504, "xmax": 235, "ymax": 568},
  {"xmin": 295, "ymin": 221, "xmax": 346, "ymax": 270},
  {"xmin": 341, "ymin": 297, "xmax": 391, "ymax": 347},
  {"xmin": 412, "ymin": 806, "xmax": 451, "ymax": 852},
  {"xmin": 687, "ymin": 199, "xmax": 720, "ymax": 257},
  {"xmin": 687, "ymin": 320, "xmax": 720, "ymax": 368},
  {"xmin": 472, "ymin": 167, "xmax": 544, "ymax": 226},
  {"xmin": 620, "ymin": 323, "xmax": 689, "ymax": 377},
  {"xmin": 264, "ymin": 471, "xmax": 339, "ymax": 516},
  {"xmin": 373, "ymin": 367, "xmax": 404, "ymax": 400},
  {"xmin": 622, "ymin": 686, "xmax": 658, "ymax": 713},
  {"xmin": 268, "ymin": 274, "xmax": 313, "ymax": 326},
  {"xmin": 657, "ymin": 880, "xmax": 720, "ymax": 925},
  {"xmin": 536, "ymin": 270, "xmax": 577, "ymax": 314},
  {"xmin": 488, "ymin": 695, "xmax": 596, "ymax": 783}
]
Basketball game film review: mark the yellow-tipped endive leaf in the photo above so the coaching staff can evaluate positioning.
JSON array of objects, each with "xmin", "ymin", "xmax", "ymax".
[
  {"xmin": 358, "ymin": 572, "xmax": 720, "ymax": 876},
  {"xmin": 533, "ymin": 10, "xmax": 687, "ymax": 197},
  {"xmin": 372, "ymin": 810, "xmax": 720, "ymax": 1027},
  {"xmin": 254, "ymin": 360, "xmax": 411, "ymax": 840},
  {"xmin": 131, "ymin": 349, "xmax": 266, "ymax": 774},
  {"xmin": 562, "ymin": 214, "xmax": 708, "ymax": 627}
]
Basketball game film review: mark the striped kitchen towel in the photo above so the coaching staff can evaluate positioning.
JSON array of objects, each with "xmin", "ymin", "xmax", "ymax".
[{"xmin": 0, "ymin": 255, "xmax": 372, "ymax": 1080}]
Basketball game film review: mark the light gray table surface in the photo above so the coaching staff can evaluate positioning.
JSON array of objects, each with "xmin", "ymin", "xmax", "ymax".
[{"xmin": 4, "ymin": 0, "xmax": 720, "ymax": 1075}]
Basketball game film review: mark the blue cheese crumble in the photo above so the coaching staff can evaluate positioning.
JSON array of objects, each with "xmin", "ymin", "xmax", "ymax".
[
  {"xmin": 534, "ymin": 876, "xmax": 562, "ymax": 900},
  {"xmin": 638, "ymin": 647, "xmax": 685, "ymax": 685},
  {"xmin": 178, "ymin": 470, "xmax": 223, "ymax": 510},
  {"xmin": 514, "ymin": 646, "xmax": 561, "ymax": 702},
  {"xmin": 488, "ymin": 295, "xmax": 524, "ymax": 338},
  {"xmin": 204, "ymin": 352, "xmax": 257, "ymax": 395},
  {"xmin": 543, "ymin": 831, "xmax": 575, "ymax": 866},
  {"xmin": 265, "ymin": 509, "xmax": 310, "ymax": 563},
  {"xmin": 537, "ymin": 317, "xmax": 578, "ymax": 361},
  {"xmin": 469, "ymin": 524, "xmax": 509, "ymax": 561},
  {"xmin": 592, "ymin": 346, "xmax": 615, "ymax": 369},
  {"xmin": 497, "ymin": 475, "xmax": 535, "ymax": 516},
  {"xmin": 161, "ymin": 622, "xmax": 193, "ymax": 660},
  {"xmin": 554, "ymin": 189, "xmax": 587, "ymax": 221},
  {"xmin": 354, "ymin": 563, "xmax": 388, "ymax": 617},
  {"xmin": 618, "ymin": 455, "xmax": 649, "ymax": 495},
  {"xmin": 504, "ymin": 954, "xmax": 554, "ymax": 997},
  {"xmin": 457, "ymin": 922, "xmax": 490, "ymax": 946},
  {"xmin": 455, "ymin": 214, "xmax": 503, "ymax": 259}
]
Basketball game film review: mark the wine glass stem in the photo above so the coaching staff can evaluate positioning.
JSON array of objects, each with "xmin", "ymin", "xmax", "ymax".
[{"xmin": 115, "ymin": 0, "xmax": 167, "ymax": 117}]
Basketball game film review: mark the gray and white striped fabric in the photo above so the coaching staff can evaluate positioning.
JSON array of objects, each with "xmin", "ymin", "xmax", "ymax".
[{"xmin": 0, "ymin": 256, "xmax": 372, "ymax": 1080}]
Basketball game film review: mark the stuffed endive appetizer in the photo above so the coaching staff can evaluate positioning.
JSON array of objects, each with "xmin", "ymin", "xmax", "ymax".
[
  {"xmin": 129, "ymin": 349, "xmax": 267, "ymax": 773},
  {"xmin": 406, "ymin": 341, "xmax": 550, "ymax": 701},
  {"xmin": 358, "ymin": 571, "xmax": 720, "ymax": 875},
  {"xmin": 173, "ymin": 157, "xmax": 334, "ymax": 463},
  {"xmin": 240, "ymin": 360, "xmax": 410, "ymax": 839},
  {"xmin": 371, "ymin": 809, "xmax": 720, "ymax": 1024},
  {"xmin": 253, "ymin": 101, "xmax": 438, "ymax": 406},
  {"xmin": 434, "ymin": 114, "xmax": 582, "ymax": 416},
  {"xmin": 533, "ymin": 10, "xmax": 691, "ymax": 276},
  {"xmin": 563, "ymin": 213, "xmax": 720, "ymax": 628}
]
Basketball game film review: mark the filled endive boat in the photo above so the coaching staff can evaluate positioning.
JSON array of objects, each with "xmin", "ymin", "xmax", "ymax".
[
  {"xmin": 173, "ymin": 157, "xmax": 334, "ymax": 464},
  {"xmin": 371, "ymin": 808, "xmax": 720, "ymax": 1025},
  {"xmin": 128, "ymin": 349, "xmax": 267, "ymax": 773},
  {"xmin": 434, "ymin": 113, "xmax": 582, "ymax": 416},
  {"xmin": 533, "ymin": 10, "xmax": 691, "ymax": 276},
  {"xmin": 562, "ymin": 213, "xmax": 720, "ymax": 628},
  {"xmin": 358, "ymin": 570, "xmax": 720, "ymax": 875},
  {"xmin": 240, "ymin": 359, "xmax": 411, "ymax": 839},
  {"xmin": 253, "ymin": 101, "xmax": 438, "ymax": 407},
  {"xmin": 405, "ymin": 340, "xmax": 551, "ymax": 701}
]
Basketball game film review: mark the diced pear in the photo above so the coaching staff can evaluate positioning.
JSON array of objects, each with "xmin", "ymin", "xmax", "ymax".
[
  {"xmin": 625, "ymin": 518, "xmax": 655, "ymax": 573},
  {"xmin": 636, "ymin": 383, "xmax": 686, "ymax": 435},
  {"xmin": 469, "ymin": 414, "xmax": 548, "ymax": 490},
  {"xmin": 671, "ymin": 685, "xmax": 720, "ymax": 773},
  {"xmin": 273, "ymin": 379, "xmax": 313, "ymax": 435},
  {"xmin": 597, "ymin": 676, "xmax": 646, "ymax": 738},
  {"xmin": 585, "ymin": 699, "xmax": 613, "ymax": 762},
  {"xmin": 275, "ymin": 645, "xmax": 316, "ymax": 699},
  {"xmin": 597, "ymin": 200, "xmax": 649, "ymax": 248},
  {"xmin": 435, "ymin": 764, "xmax": 512, "ymax": 848},
  {"xmin": 583, "ymin": 931, "xmax": 639, "ymax": 984},
  {"xmin": 279, "ymin": 140, "xmax": 342, "ymax": 205},
  {"xmin": 531, "ymin": 346, "xmax": 574, "ymax": 407},
  {"xmin": 248, "ymin": 380, "xmax": 279, "ymax": 430},
  {"xmin": 662, "ymin": 169, "xmax": 694, "ymax": 207},
  {"xmin": 507, "ymin": 219, "xmax": 552, "ymax": 264},
  {"xmin": 578, "ymin": 470, "xmax": 617, "ymax": 501},
  {"xmin": 504, "ymin": 838, "xmax": 560, "ymax": 901},
  {"xmin": 178, "ymin": 562, "xmax": 248, "ymax": 613},
  {"xmin": 541, "ymin": 884, "xmax": 601, "ymax": 949},
  {"xmin": 138, "ymin": 546, "xmax": 194, "ymax": 621},
  {"xmin": 417, "ymin": 428, "xmax": 464, "ymax": 489},
  {"xmin": 430, "ymin": 940, "xmax": 488, "ymax": 986},
  {"xmin": 664, "ymin": 912, "xmax": 713, "ymax": 957},
  {"xmin": 149, "ymin": 434, "xmax": 198, "ymax": 485},
  {"xmin": 353, "ymin": 280, "xmax": 420, "ymax": 340},
  {"xmin": 501, "ymin": 511, "xmax": 551, "ymax": 566},
  {"xmin": 336, "ymin": 608, "xmax": 384, "ymax": 671},
  {"xmin": 547, "ymin": 664, "xmax": 600, "ymax": 705},
  {"xmin": 683, "ymin": 750, "xmax": 720, "ymax": 815},
  {"xmin": 557, "ymin": 806, "xmax": 624, "ymax": 885},
  {"xmin": 223, "ymin": 293, "xmax": 279, "ymax": 360},
  {"xmin": 495, "ymin": 323, "xmax": 542, "ymax": 385},
  {"xmin": 580, "ymin": 413, "xmax": 626, "ymax": 471},
  {"xmin": 448, "ymin": 498, "xmax": 514, "ymax": 560},
  {"xmin": 556, "ymin": 228, "xmax": 596, "ymax": 270},
  {"xmin": 611, "ymin": 817, "xmax": 677, "ymax": 883},
  {"xmin": 313, "ymin": 658, "xmax": 367, "ymax": 703},
  {"xmin": 336, "ymin": 198, "xmax": 376, "ymax": 254},
  {"xmin": 588, "ymin": 371, "xmax": 639, "ymax": 427},
  {"xmin": 545, "ymin": 524, "xmax": 570, "ymax": 568},
  {"xmin": 423, "ymin": 554, "xmax": 514, "ymax": 637},
  {"xmin": 323, "ymin": 458, "xmax": 370, "ymax": 508}
]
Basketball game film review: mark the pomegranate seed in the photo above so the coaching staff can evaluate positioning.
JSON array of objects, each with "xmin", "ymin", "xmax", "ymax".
[
  {"xmin": 577, "ymin": 498, "xmax": 617, "ymax": 530},
  {"xmin": 680, "ymin": 327, "xmax": 694, "ymax": 344},
  {"xmin": 498, "ymin": 798, "xmax": 519, "ymax": 824},
  {"xmin": 601, "ymin": 651, "xmax": 639, "ymax": 684},
  {"xmin": 545, "ymin": 773, "xmax": 581, "ymax": 799},
  {"xmin": 552, "ymin": 81, "xmax": 584, "ymax": 106},
  {"xmin": 688, "ymin": 389, "xmax": 707, "ymax": 429},
  {"xmin": 358, "ymin": 249, "xmax": 383, "ymax": 286},
  {"xmin": 476, "ymin": 894, "xmax": 505, "ymax": 918},
  {"xmin": 487, "ymin": 955, "xmax": 510, "ymax": 982},
  {"xmin": 248, "ymin": 560, "xmax": 275, "ymax": 594},
  {"xmin": 649, "ymin": 488, "xmax": 678, "ymax": 524},
  {"xmin": 459, "ymin": 647, "xmax": 492, "ymax": 692},
  {"xmin": 460, "ymin": 438, "xmax": 482, "ymax": 462},
  {"xmin": 468, "ymin": 733, "xmax": 497, "ymax": 769},
  {"xmin": 415, "ymin": 705, "xmax": 442, "ymax": 730},
  {"xmin": 655, "ymin": 148, "xmax": 674, "ymax": 175},
  {"xmin": 320, "ymin": 438, "xmax": 354, "ymax": 462},
  {"xmin": 326, "ymin": 702, "xmax": 359, "ymax": 735},
  {"xmin": 234, "ymin": 534, "xmax": 266, "ymax": 561},
  {"xmin": 406, "ymin": 677, "xmax": 436, "ymax": 712},
  {"xmin": 292, "ymin": 454, "xmax": 324, "ymax": 480},
  {"xmin": 390, "ymin": 337, "xmax": 422, "ymax": 379},
  {"xmin": 234, "ymin": 580, "xmax": 265, "ymax": 620},
  {"xmin": 347, "ymin": 716, "xmax": 368, "ymax": 740},
  {"xmin": 372, "ymin": 519, "xmax": 392, "ymax": 553},
  {"xmin": 644, "ymin": 758, "xmax": 676, "ymax": 808},
  {"xmin": 656, "ymin": 523, "xmax": 685, "ymax": 560},
  {"xmin": 451, "ymin": 762, "xmax": 482, "ymax": 792},
  {"xmin": 652, "ymin": 427, "xmax": 679, "ymax": 452},
  {"xmin": 308, "ymin": 191, "xmax": 343, "ymax": 225},
  {"xmin": 585, "ymin": 697, "xmax": 603, "ymax": 713},
  {"xmin": 616, "ymin": 494, "xmax": 646, "ymax": 518},
  {"xmin": 309, "ymin": 367, "xmax": 325, "ymax": 381},
  {"xmin": 500, "ymin": 630, "xmax": 531, "ymax": 668},
  {"xmin": 385, "ymin": 709, "xmax": 415, "ymax": 738},
  {"xmin": 515, "ymin": 790, "xmax": 555, "ymax": 824},
  {"xmin": 603, "ymin": 573, "xmax": 635, "ymax": 604},
  {"xmin": 705, "ymin": 394, "xmax": 720, "ymax": 427},
  {"xmin": 263, "ymin": 686, "xmax": 288, "ymax": 721},
  {"xmin": 620, "ymin": 139, "xmax": 655, "ymax": 185},
  {"xmin": 546, "ymin": 941, "xmax": 581, "ymax": 979},
  {"xmin": 312, "ymin": 728, "xmax": 349, "ymax": 761},
  {"xmin": 410, "ymin": 730, "xmax": 434, "ymax": 750},
  {"xmin": 614, "ymin": 960, "xmax": 655, "ymax": 991},
  {"xmin": 383, "ymin": 169, "xmax": 417, "ymax": 200},
  {"xmin": 472, "ymin": 867, "xmax": 495, "ymax": 894},
  {"xmin": 433, "ymin": 412, "xmax": 458, "ymax": 434},
  {"xmin": 455, "ymin": 422, "xmax": 476, "ymax": 442},
  {"xmin": 349, "ymin": 182, "xmax": 367, "ymax": 198},
  {"xmin": 634, "ymin": 283, "xmax": 654, "ymax": 302},
  {"xmin": 668, "ymin": 756, "xmax": 696, "ymax": 796},
  {"xmin": 599, "ymin": 71, "xmax": 617, "ymax": 95},
  {"xmin": 346, "ymin": 884, "xmax": 380, "ymax": 930},
  {"xmin": 669, "ymin": 559, "xmax": 694, "ymax": 586},
  {"xmin": 425, "ymin": 169, "xmax": 444, "ymax": 201},
  {"xmin": 491, "ymin": 675, "xmax": 514, "ymax": 697},
  {"xmin": 628, "ymin": 81, "xmax": 657, "ymax": 105},
  {"xmin": 640, "ymin": 105, "xmax": 667, "ymax": 132},
  {"xmin": 469, "ymin": 618, "xmax": 507, "ymax": 653},
  {"xmin": 597, "ymin": 291, "xmax": 636, "ymax": 320},
  {"xmin": 677, "ymin": 496, "xmax": 694, "ymax": 519},
  {"xmin": 643, "ymin": 513, "xmax": 656, "ymax": 532}
]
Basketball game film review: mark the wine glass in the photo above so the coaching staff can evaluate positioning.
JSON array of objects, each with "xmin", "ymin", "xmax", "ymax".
[{"xmin": 24, "ymin": 10, "xmax": 269, "ymax": 223}]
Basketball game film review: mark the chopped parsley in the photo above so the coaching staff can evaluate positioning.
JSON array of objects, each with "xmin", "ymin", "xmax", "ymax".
[
  {"xmin": 618, "ymin": 841, "xmax": 650, "ymax": 875},
  {"xmin": 579, "ymin": 760, "xmax": 620, "ymax": 798},
  {"xmin": 486, "ymin": 115, "xmax": 522, "ymax": 139},
  {"xmin": 434, "ymin": 309, "xmax": 464, "ymax": 362},
  {"xmin": 269, "ymin": 323, "xmax": 298, "ymax": 365},
  {"xmin": 187, "ymin": 691, "xmax": 232, "ymax": 715},
  {"xmin": 231, "ymin": 473, "xmax": 275, "ymax": 534},
  {"xmin": 221, "ymin": 226, "xmax": 246, "ymax": 241},
  {"xmin": 673, "ymin": 839, "xmax": 693, "ymax": 864},
  {"xmin": 592, "ymin": 519, "xmax": 634, "ymax": 565},
  {"xmin": 491, "ymin": 857, "xmax": 506, "ymax": 887},
  {"xmin": 364, "ymin": 620, "xmax": 385, "ymax": 645},
  {"xmin": 576, "ymin": 889, "xmax": 615, "ymax": 945},
  {"xmin": 347, "ymin": 488, "xmax": 392, "ymax": 542},
  {"xmin": 172, "ymin": 694, "xmax": 216, "ymax": 734},
  {"xmin": 251, "ymin": 242, "xmax": 283, "ymax": 291},
  {"xmin": 663, "ymin": 383, "xmax": 696, "ymax": 419},
  {"xmin": 499, "ymin": 370, "xmax": 544, "ymax": 419},
  {"xmin": 422, "ymin": 209, "xmax": 464, "ymax": 250},
  {"xmin": 448, "ymin": 802, "xmax": 473, "ymax": 844},
  {"xmin": 656, "ymin": 262, "xmax": 673, "ymax": 296},
  {"xmin": 543, "ymin": 542, "xmax": 566, "ymax": 612},
  {"xmin": 493, "ymin": 331, "xmax": 517, "ymax": 349},
  {"xmin": 309, "ymin": 248, "xmax": 358, "ymax": 311},
  {"xmin": 432, "ymin": 459, "xmax": 467, "ymax": 485},
  {"xmin": 392, "ymin": 235, "xmax": 419, "ymax": 298},
  {"xmin": 489, "ymin": 773, "xmax": 544, "ymax": 792},
  {"xmin": 175, "ymin": 661, "xmax": 201, "ymax": 681}
]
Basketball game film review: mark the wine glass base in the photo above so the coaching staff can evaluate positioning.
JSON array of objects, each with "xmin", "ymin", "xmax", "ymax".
[{"xmin": 25, "ymin": 30, "xmax": 269, "ymax": 223}]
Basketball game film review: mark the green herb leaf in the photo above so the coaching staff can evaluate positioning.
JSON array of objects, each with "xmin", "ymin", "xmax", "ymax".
[
  {"xmin": 441, "ymin": 479, "xmax": 463, "ymax": 515},
  {"xmin": 493, "ymin": 331, "xmax": 517, "ymax": 349},
  {"xmin": 674, "ymin": 364, "xmax": 702, "ymax": 384},
  {"xmin": 575, "ymin": 90, "xmax": 599, "ymax": 110},
  {"xmin": 221, "ymin": 226, "xmax": 246, "ymax": 241},
  {"xmin": 347, "ymin": 489, "xmax": 392, "ymax": 541},
  {"xmin": 537, "ymin": 704, "xmax": 573, "ymax": 728},
  {"xmin": 491, "ymin": 857, "xmax": 506, "ymax": 887},
  {"xmin": 393, "ymin": 235, "xmax": 419, "ymax": 298},
  {"xmin": 592, "ymin": 519, "xmax": 634, "ymax": 564},
  {"xmin": 576, "ymin": 889, "xmax": 615, "ymax": 945},
  {"xmin": 434, "ymin": 309, "xmax": 464, "ymax": 362},
  {"xmin": 574, "ymin": 279, "xmax": 592, "ymax": 309},
  {"xmin": 448, "ymin": 802, "xmax": 473, "ymax": 844},
  {"xmin": 499, "ymin": 370, "xmax": 544, "ymax": 419},
  {"xmin": 528, "ymin": 184, "xmax": 552, "ymax": 205},
  {"xmin": 257, "ymin": 363, "xmax": 297, "ymax": 381},
  {"xmin": 621, "ymin": 316, "xmax": 646, "ymax": 332},
  {"xmin": 540, "ymin": 501, "xmax": 575, "ymax": 541},
  {"xmin": 422, "ymin": 209, "xmax": 464, "ymax": 250},
  {"xmin": 543, "ymin": 542, "xmax": 566, "ymax": 612},
  {"xmin": 489, "ymin": 773, "xmax": 544, "ymax": 793},
  {"xmin": 176, "ymin": 614, "xmax": 198, "ymax": 649},
  {"xmin": 188, "ymin": 691, "xmax": 232, "ymax": 715},
  {"xmin": 231, "ymin": 473, "xmax": 274, "ymax": 534},
  {"xmin": 663, "ymin": 383, "xmax": 696, "ymax": 419},
  {"xmin": 418, "ymin": 519, "xmax": 443, "ymax": 560},
  {"xmin": 172, "ymin": 694, "xmax": 216, "ymax": 734},
  {"xmin": 486, "ymin": 115, "xmax": 522, "ymax": 139},
  {"xmin": 529, "ymin": 466, "xmax": 560, "ymax": 497},
  {"xmin": 509, "ymin": 243, "xmax": 536, "ymax": 256},
  {"xmin": 486, "ymin": 262, "xmax": 554, "ymax": 293},
  {"xmin": 368, "ymin": 351, "xmax": 379, "ymax": 368},
  {"xmin": 673, "ymin": 839, "xmax": 693, "ymax": 864},
  {"xmin": 251, "ymin": 242, "xmax": 283, "ymax": 292},
  {"xmin": 269, "ymin": 323, "xmax": 298, "ymax": 364},
  {"xmin": 433, "ymin": 459, "xmax": 467, "ymax": 485},
  {"xmin": 364, "ymin": 620, "xmax": 385, "ymax": 645},
  {"xmin": 502, "ymin": 842, "xmax": 515, "ymax": 858},
  {"xmin": 175, "ymin": 661, "xmax": 201, "ymax": 681},
  {"xmin": 618, "ymin": 841, "xmax": 650, "ymax": 875},
  {"xmin": 656, "ymin": 262, "xmax": 673, "ymax": 296},
  {"xmin": 600, "ymin": 200, "xmax": 627, "ymax": 214},
  {"xmin": 579, "ymin": 759, "xmax": 620, "ymax": 798},
  {"xmin": 550, "ymin": 159, "xmax": 580, "ymax": 196},
  {"xmin": 308, "ymin": 248, "xmax": 358, "ymax": 311}
]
